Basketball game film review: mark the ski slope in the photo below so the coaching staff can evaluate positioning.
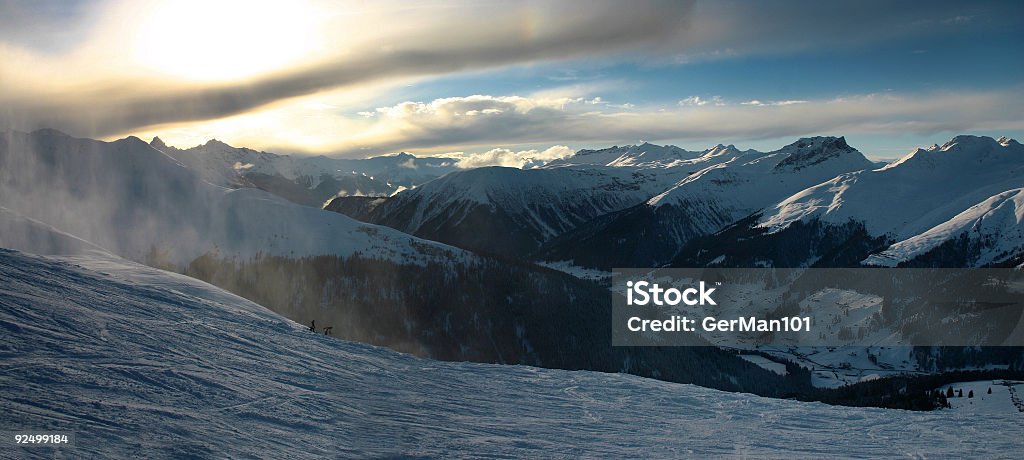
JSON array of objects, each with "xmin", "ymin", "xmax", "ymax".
[{"xmin": 2, "ymin": 249, "xmax": 1022, "ymax": 458}]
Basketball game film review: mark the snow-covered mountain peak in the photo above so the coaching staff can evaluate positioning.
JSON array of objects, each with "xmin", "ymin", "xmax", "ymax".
[
  {"xmin": 940, "ymin": 134, "xmax": 1002, "ymax": 152},
  {"xmin": 998, "ymin": 136, "xmax": 1020, "ymax": 148},
  {"xmin": 150, "ymin": 136, "xmax": 169, "ymax": 150},
  {"xmin": 779, "ymin": 136, "xmax": 849, "ymax": 151},
  {"xmin": 884, "ymin": 135, "xmax": 1023, "ymax": 171},
  {"xmin": 647, "ymin": 136, "xmax": 871, "ymax": 212},
  {"xmin": 699, "ymin": 143, "xmax": 742, "ymax": 159},
  {"xmin": 116, "ymin": 136, "xmax": 154, "ymax": 151},
  {"xmin": 771, "ymin": 136, "xmax": 866, "ymax": 172},
  {"xmin": 202, "ymin": 138, "xmax": 234, "ymax": 149},
  {"xmin": 546, "ymin": 142, "xmax": 697, "ymax": 168}
]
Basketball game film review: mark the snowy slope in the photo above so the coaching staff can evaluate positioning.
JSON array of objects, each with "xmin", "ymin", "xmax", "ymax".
[
  {"xmin": 760, "ymin": 136, "xmax": 1024, "ymax": 243},
  {"xmin": 866, "ymin": 187, "xmax": 1024, "ymax": 267},
  {"xmin": 2, "ymin": 248, "xmax": 1022, "ymax": 458},
  {"xmin": 941, "ymin": 380, "xmax": 1024, "ymax": 416},
  {"xmin": 382, "ymin": 166, "xmax": 672, "ymax": 235},
  {"xmin": 0, "ymin": 129, "xmax": 470, "ymax": 267}
]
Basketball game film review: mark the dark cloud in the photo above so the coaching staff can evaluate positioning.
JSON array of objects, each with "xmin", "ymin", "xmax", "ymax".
[
  {"xmin": 0, "ymin": 0, "xmax": 95, "ymax": 53},
  {"xmin": 1, "ymin": 0, "xmax": 694, "ymax": 137}
]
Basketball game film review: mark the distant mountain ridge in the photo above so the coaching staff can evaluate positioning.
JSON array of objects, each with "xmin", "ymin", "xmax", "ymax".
[
  {"xmin": 671, "ymin": 135, "xmax": 1024, "ymax": 269},
  {"xmin": 152, "ymin": 138, "xmax": 460, "ymax": 207},
  {"xmin": 324, "ymin": 134, "xmax": 1024, "ymax": 271},
  {"xmin": 327, "ymin": 165, "xmax": 685, "ymax": 257}
]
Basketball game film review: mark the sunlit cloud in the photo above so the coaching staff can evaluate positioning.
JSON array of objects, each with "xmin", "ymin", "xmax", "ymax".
[
  {"xmin": 741, "ymin": 99, "xmax": 808, "ymax": 106},
  {"xmin": 319, "ymin": 89, "xmax": 1024, "ymax": 155},
  {"xmin": 679, "ymin": 96, "xmax": 725, "ymax": 107},
  {"xmin": 443, "ymin": 146, "xmax": 576, "ymax": 169}
]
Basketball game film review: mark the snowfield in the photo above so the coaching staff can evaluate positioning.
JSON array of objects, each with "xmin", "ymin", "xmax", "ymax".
[
  {"xmin": 865, "ymin": 187, "xmax": 1024, "ymax": 267},
  {"xmin": 2, "ymin": 249, "xmax": 1022, "ymax": 458}
]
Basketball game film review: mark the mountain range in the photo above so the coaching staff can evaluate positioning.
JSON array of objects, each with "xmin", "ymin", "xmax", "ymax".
[
  {"xmin": 0, "ymin": 128, "xmax": 797, "ymax": 395},
  {"xmin": 2, "ymin": 127, "xmax": 1023, "ymax": 392},
  {"xmin": 327, "ymin": 134, "xmax": 1024, "ymax": 271},
  {"xmin": 153, "ymin": 137, "xmax": 459, "ymax": 207}
]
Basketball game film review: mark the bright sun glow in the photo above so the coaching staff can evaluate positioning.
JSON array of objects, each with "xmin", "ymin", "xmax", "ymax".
[{"xmin": 134, "ymin": 0, "xmax": 322, "ymax": 81}]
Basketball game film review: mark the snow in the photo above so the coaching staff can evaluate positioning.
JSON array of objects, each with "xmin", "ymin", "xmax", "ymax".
[
  {"xmin": 737, "ymin": 354, "xmax": 789, "ymax": 375},
  {"xmin": 0, "ymin": 130, "xmax": 472, "ymax": 268},
  {"xmin": 865, "ymin": 187, "xmax": 1024, "ymax": 267},
  {"xmin": 194, "ymin": 188, "xmax": 475, "ymax": 267},
  {"xmin": 759, "ymin": 136, "xmax": 1024, "ymax": 249},
  {"xmin": 537, "ymin": 260, "xmax": 612, "ymax": 281},
  {"xmin": 2, "ymin": 248, "xmax": 1023, "ymax": 458},
  {"xmin": 384, "ymin": 166, "xmax": 680, "ymax": 240},
  {"xmin": 940, "ymin": 380, "xmax": 1024, "ymax": 416}
]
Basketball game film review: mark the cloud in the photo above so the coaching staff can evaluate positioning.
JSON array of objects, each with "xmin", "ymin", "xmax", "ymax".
[
  {"xmin": 0, "ymin": 0, "xmax": 695, "ymax": 137},
  {"xmin": 121, "ymin": 87, "xmax": 1024, "ymax": 157},
  {"xmin": 679, "ymin": 96, "xmax": 724, "ymax": 107},
  {"xmin": 741, "ymin": 99, "xmax": 806, "ymax": 107},
  {"xmin": 448, "ymin": 146, "xmax": 575, "ymax": 169},
  {"xmin": 397, "ymin": 158, "xmax": 418, "ymax": 170},
  {"xmin": 325, "ymin": 89, "xmax": 1024, "ymax": 155}
]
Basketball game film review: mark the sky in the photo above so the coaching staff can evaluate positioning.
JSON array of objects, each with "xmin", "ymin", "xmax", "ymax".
[{"xmin": 1, "ymin": 0, "xmax": 1022, "ymax": 163}]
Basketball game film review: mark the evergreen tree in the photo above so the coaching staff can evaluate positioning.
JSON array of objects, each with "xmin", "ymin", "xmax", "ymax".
[
  {"xmin": 988, "ymin": 387, "xmax": 992, "ymax": 395},
  {"xmin": 947, "ymin": 387, "xmax": 954, "ymax": 397},
  {"xmin": 968, "ymin": 390, "xmax": 974, "ymax": 398},
  {"xmin": 958, "ymin": 389, "xmax": 963, "ymax": 397}
]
